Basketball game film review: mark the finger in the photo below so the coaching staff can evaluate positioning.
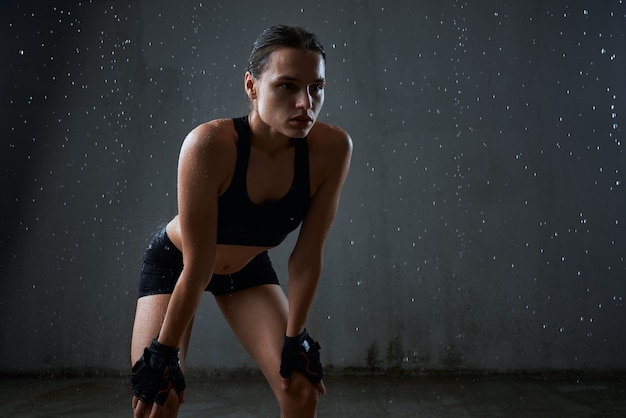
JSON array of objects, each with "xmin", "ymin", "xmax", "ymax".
[
  {"xmin": 316, "ymin": 379, "xmax": 327, "ymax": 395},
  {"xmin": 281, "ymin": 376, "xmax": 290, "ymax": 391},
  {"xmin": 178, "ymin": 389, "xmax": 186, "ymax": 404},
  {"xmin": 148, "ymin": 402, "xmax": 163, "ymax": 418},
  {"xmin": 133, "ymin": 399, "xmax": 150, "ymax": 418},
  {"xmin": 132, "ymin": 395, "xmax": 138, "ymax": 409}
]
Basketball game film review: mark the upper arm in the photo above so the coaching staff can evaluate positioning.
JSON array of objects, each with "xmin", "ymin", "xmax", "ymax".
[
  {"xmin": 291, "ymin": 125, "xmax": 353, "ymax": 265},
  {"xmin": 177, "ymin": 121, "xmax": 233, "ymax": 275}
]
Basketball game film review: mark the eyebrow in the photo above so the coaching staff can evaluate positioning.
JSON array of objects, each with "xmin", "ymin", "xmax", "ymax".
[{"xmin": 275, "ymin": 75, "xmax": 325, "ymax": 83}]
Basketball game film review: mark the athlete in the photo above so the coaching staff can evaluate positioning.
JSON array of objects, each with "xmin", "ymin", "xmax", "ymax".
[{"xmin": 130, "ymin": 25, "xmax": 352, "ymax": 418}]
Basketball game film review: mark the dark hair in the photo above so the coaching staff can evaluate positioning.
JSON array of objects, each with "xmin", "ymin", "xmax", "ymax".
[{"xmin": 247, "ymin": 25, "xmax": 326, "ymax": 78}]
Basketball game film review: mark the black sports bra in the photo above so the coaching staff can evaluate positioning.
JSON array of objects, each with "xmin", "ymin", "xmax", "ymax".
[{"xmin": 216, "ymin": 116, "xmax": 311, "ymax": 247}]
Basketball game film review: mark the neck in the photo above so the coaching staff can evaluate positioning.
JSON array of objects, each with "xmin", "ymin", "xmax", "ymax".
[{"xmin": 247, "ymin": 111, "xmax": 292, "ymax": 154}]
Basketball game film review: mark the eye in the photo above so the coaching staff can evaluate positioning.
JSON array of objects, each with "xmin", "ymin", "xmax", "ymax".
[
  {"xmin": 279, "ymin": 82, "xmax": 296, "ymax": 90},
  {"xmin": 310, "ymin": 84, "xmax": 324, "ymax": 93}
]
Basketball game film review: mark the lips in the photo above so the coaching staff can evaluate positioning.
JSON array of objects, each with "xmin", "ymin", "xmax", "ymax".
[{"xmin": 290, "ymin": 115, "xmax": 313, "ymax": 123}]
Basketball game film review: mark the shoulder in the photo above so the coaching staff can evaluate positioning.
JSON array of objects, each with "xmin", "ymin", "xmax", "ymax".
[
  {"xmin": 306, "ymin": 121, "xmax": 353, "ymax": 189},
  {"xmin": 179, "ymin": 118, "xmax": 238, "ymax": 162},
  {"xmin": 178, "ymin": 118, "xmax": 238, "ymax": 181},
  {"xmin": 307, "ymin": 121, "xmax": 353, "ymax": 160},
  {"xmin": 183, "ymin": 118, "xmax": 236, "ymax": 150}
]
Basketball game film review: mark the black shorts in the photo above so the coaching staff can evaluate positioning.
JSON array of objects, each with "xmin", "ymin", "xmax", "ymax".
[{"xmin": 137, "ymin": 226, "xmax": 280, "ymax": 297}]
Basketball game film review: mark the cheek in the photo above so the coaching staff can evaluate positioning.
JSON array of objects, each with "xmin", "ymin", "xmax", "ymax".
[
  {"xmin": 260, "ymin": 88, "xmax": 289, "ymax": 106},
  {"xmin": 256, "ymin": 93, "xmax": 286, "ymax": 121},
  {"xmin": 314, "ymin": 92, "xmax": 325, "ymax": 108},
  {"xmin": 255, "ymin": 88, "xmax": 275, "ymax": 111}
]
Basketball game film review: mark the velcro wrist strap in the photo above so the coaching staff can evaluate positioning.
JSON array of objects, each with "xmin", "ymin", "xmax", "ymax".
[
  {"xmin": 284, "ymin": 329, "xmax": 307, "ymax": 348},
  {"xmin": 149, "ymin": 338, "xmax": 179, "ymax": 359}
]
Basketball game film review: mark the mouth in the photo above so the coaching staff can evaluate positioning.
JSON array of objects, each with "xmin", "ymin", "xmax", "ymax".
[
  {"xmin": 288, "ymin": 115, "xmax": 314, "ymax": 130},
  {"xmin": 290, "ymin": 115, "xmax": 314, "ymax": 123}
]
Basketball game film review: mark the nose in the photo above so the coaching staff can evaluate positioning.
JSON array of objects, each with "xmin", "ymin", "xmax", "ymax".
[{"xmin": 296, "ymin": 88, "xmax": 313, "ymax": 109}]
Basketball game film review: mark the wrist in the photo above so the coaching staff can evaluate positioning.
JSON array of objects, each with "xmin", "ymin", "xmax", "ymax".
[
  {"xmin": 285, "ymin": 325, "xmax": 305, "ymax": 338},
  {"xmin": 284, "ymin": 329, "xmax": 308, "ymax": 351},
  {"xmin": 149, "ymin": 338, "xmax": 179, "ymax": 359},
  {"xmin": 285, "ymin": 328, "xmax": 305, "ymax": 339}
]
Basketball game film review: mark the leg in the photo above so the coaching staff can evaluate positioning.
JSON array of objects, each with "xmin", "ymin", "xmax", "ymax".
[
  {"xmin": 215, "ymin": 285, "xmax": 320, "ymax": 418},
  {"xmin": 131, "ymin": 294, "xmax": 193, "ymax": 418}
]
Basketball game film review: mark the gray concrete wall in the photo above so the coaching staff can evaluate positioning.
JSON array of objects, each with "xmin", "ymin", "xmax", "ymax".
[{"xmin": 2, "ymin": 0, "xmax": 625, "ymax": 375}]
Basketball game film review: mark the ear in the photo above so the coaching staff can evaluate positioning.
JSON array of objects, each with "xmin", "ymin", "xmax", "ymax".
[{"xmin": 244, "ymin": 71, "xmax": 257, "ymax": 100}]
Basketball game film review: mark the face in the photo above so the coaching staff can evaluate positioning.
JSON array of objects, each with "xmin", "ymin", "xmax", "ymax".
[{"xmin": 245, "ymin": 47, "xmax": 325, "ymax": 139}]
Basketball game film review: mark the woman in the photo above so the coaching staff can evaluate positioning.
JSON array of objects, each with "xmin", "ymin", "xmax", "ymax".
[{"xmin": 130, "ymin": 25, "xmax": 352, "ymax": 418}]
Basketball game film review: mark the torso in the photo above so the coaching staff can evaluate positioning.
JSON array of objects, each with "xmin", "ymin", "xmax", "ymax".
[
  {"xmin": 166, "ymin": 221, "xmax": 267, "ymax": 274},
  {"xmin": 165, "ymin": 117, "xmax": 335, "ymax": 275},
  {"xmin": 215, "ymin": 116, "xmax": 310, "ymax": 247}
]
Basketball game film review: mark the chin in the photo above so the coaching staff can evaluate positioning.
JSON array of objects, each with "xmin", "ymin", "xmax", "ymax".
[
  {"xmin": 288, "ymin": 128, "xmax": 312, "ymax": 139},
  {"xmin": 286, "ymin": 122, "xmax": 315, "ymax": 138}
]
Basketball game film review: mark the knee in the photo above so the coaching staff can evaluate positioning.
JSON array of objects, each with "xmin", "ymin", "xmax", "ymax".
[
  {"xmin": 150, "ymin": 391, "xmax": 181, "ymax": 418},
  {"xmin": 279, "ymin": 374, "xmax": 319, "ymax": 418}
]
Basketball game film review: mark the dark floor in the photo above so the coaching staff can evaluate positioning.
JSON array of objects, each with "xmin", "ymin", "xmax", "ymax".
[{"xmin": 1, "ymin": 373, "xmax": 625, "ymax": 417}]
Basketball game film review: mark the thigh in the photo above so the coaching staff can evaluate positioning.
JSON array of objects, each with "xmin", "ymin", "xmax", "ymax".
[
  {"xmin": 215, "ymin": 285, "xmax": 287, "ymax": 379},
  {"xmin": 215, "ymin": 285, "xmax": 319, "ymax": 417},
  {"xmin": 131, "ymin": 294, "xmax": 170, "ymax": 365},
  {"xmin": 131, "ymin": 294, "xmax": 194, "ymax": 368}
]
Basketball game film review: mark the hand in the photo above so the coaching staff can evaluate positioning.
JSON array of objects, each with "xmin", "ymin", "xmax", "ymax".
[
  {"xmin": 131, "ymin": 339, "xmax": 186, "ymax": 417},
  {"xmin": 279, "ymin": 329, "xmax": 326, "ymax": 394}
]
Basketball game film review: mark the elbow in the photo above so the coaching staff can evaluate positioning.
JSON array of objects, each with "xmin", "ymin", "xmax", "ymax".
[
  {"xmin": 288, "ymin": 252, "xmax": 322, "ymax": 278},
  {"xmin": 180, "ymin": 257, "xmax": 214, "ymax": 288}
]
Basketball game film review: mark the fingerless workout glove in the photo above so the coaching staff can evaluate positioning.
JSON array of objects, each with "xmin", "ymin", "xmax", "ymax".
[
  {"xmin": 279, "ymin": 329, "xmax": 323, "ymax": 384},
  {"xmin": 131, "ymin": 339, "xmax": 186, "ymax": 405}
]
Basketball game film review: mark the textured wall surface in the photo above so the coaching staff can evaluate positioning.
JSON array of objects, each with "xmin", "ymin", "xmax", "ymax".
[{"xmin": 2, "ymin": 0, "xmax": 625, "ymax": 375}]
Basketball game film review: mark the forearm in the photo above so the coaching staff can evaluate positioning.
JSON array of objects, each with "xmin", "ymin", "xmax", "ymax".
[
  {"xmin": 157, "ymin": 271, "xmax": 210, "ymax": 347},
  {"xmin": 286, "ymin": 260, "xmax": 322, "ymax": 336}
]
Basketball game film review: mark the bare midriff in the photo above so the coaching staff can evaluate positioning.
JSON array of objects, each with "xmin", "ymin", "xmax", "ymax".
[{"xmin": 165, "ymin": 216, "xmax": 272, "ymax": 275}]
